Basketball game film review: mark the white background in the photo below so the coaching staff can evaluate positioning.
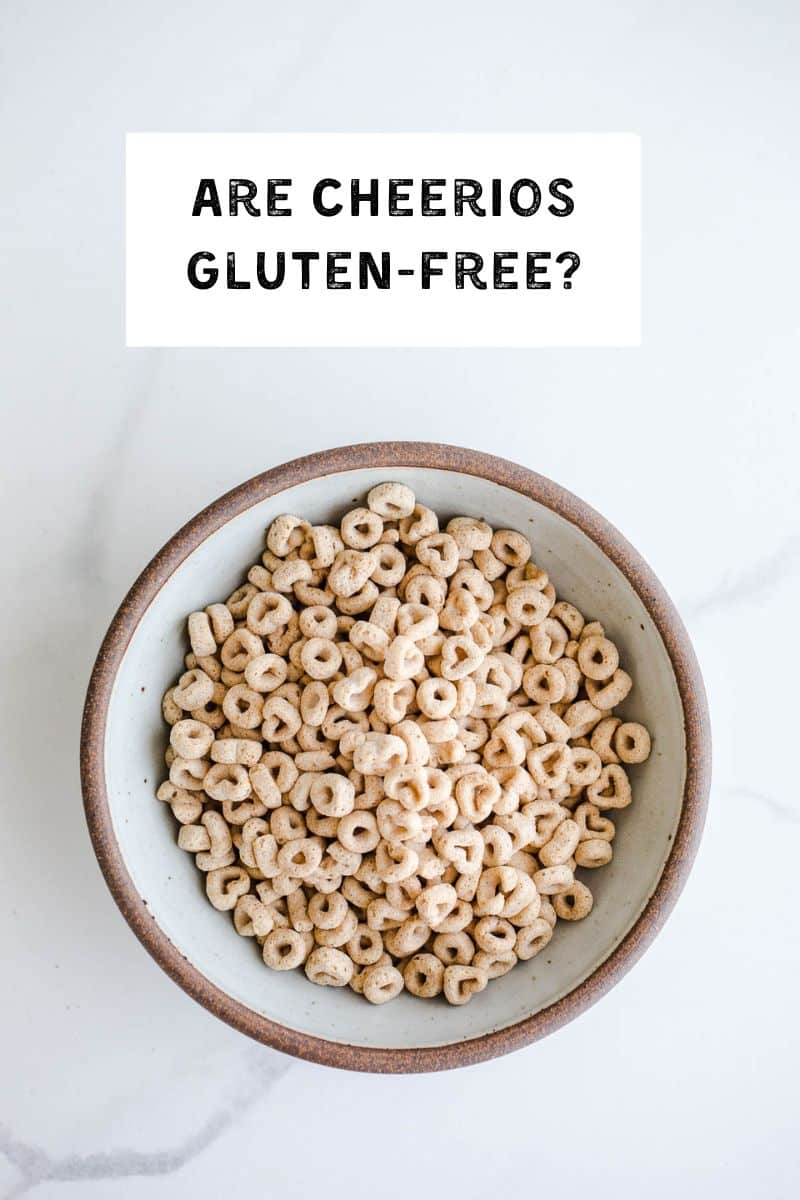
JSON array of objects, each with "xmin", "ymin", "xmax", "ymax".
[
  {"xmin": 2, "ymin": 1, "xmax": 800, "ymax": 1197},
  {"xmin": 126, "ymin": 133, "xmax": 640, "ymax": 346}
]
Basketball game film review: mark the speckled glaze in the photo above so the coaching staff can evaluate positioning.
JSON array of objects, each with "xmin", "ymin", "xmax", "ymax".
[{"xmin": 81, "ymin": 443, "xmax": 711, "ymax": 1073}]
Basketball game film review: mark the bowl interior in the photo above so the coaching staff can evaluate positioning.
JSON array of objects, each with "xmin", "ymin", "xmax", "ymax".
[{"xmin": 104, "ymin": 466, "xmax": 685, "ymax": 1050}]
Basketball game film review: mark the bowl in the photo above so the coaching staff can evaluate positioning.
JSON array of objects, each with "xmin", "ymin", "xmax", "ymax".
[{"xmin": 81, "ymin": 443, "xmax": 710, "ymax": 1072}]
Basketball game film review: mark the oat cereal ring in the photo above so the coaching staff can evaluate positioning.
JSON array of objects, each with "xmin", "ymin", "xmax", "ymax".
[
  {"xmin": 383, "ymin": 765, "xmax": 430, "ymax": 812},
  {"xmin": 614, "ymin": 721, "xmax": 652, "ymax": 764},
  {"xmin": 367, "ymin": 482, "xmax": 416, "ymax": 520},
  {"xmin": 586, "ymin": 763, "xmax": 633, "ymax": 810},
  {"xmin": 177, "ymin": 824, "xmax": 211, "ymax": 853},
  {"xmin": 563, "ymin": 700, "xmax": 605, "ymax": 739},
  {"xmin": 297, "ymin": 636, "xmax": 340, "ymax": 681},
  {"xmin": 245, "ymin": 592, "xmax": 293, "ymax": 639},
  {"xmin": 522, "ymin": 663, "xmax": 567, "ymax": 705},
  {"xmin": 533, "ymin": 864, "xmax": 574, "ymax": 895},
  {"xmin": 375, "ymin": 840, "xmax": 419, "ymax": 884},
  {"xmin": 299, "ymin": 680, "xmax": 329, "ymax": 728},
  {"xmin": 577, "ymin": 634, "xmax": 620, "ymax": 682},
  {"xmin": 337, "ymin": 581, "xmax": 380, "ymax": 616},
  {"xmin": 383, "ymin": 916, "xmax": 430, "ymax": 957},
  {"xmin": 270, "ymin": 805, "xmax": 307, "ymax": 845},
  {"xmin": 590, "ymin": 716, "xmax": 622, "ymax": 763},
  {"xmin": 347, "ymin": 924, "xmax": 384, "ymax": 965},
  {"xmin": 234, "ymin": 894, "xmax": 276, "ymax": 938},
  {"xmin": 266, "ymin": 515, "xmax": 310, "ymax": 558},
  {"xmin": 362, "ymin": 961, "xmax": 405, "ymax": 1004},
  {"xmin": 370, "ymin": 542, "xmax": 407, "ymax": 588},
  {"xmin": 455, "ymin": 770, "xmax": 501, "ymax": 823},
  {"xmin": 433, "ymin": 931, "xmax": 475, "ymax": 966},
  {"xmin": 567, "ymin": 746, "xmax": 603, "ymax": 788},
  {"xmin": 472, "ymin": 949, "xmax": 517, "ymax": 979},
  {"xmin": 403, "ymin": 570, "xmax": 447, "ymax": 613},
  {"xmin": 201, "ymin": 760, "xmax": 248, "ymax": 803},
  {"xmin": 206, "ymin": 865, "xmax": 251, "ymax": 911},
  {"xmin": 305, "ymin": 946, "xmax": 354, "ymax": 987},
  {"xmin": 169, "ymin": 719, "xmax": 214, "ymax": 760},
  {"xmin": 469, "ymin": 546, "xmax": 503, "ymax": 582},
  {"xmin": 327, "ymin": 549, "xmax": 376, "ymax": 598},
  {"xmin": 446, "ymin": 515, "xmax": 493, "ymax": 556},
  {"xmin": 295, "ymin": 605, "xmax": 336, "ymax": 641},
  {"xmin": 295, "ymin": 579, "xmax": 335, "ymax": 608},
  {"xmin": 205, "ymin": 602, "xmax": 234, "ymax": 644},
  {"xmin": 344, "ymin": 623, "xmax": 386, "ymax": 667},
  {"xmin": 481, "ymin": 824, "xmax": 515, "ymax": 867},
  {"xmin": 438, "ymin": 590, "xmax": 479, "ymax": 635},
  {"xmin": 169, "ymin": 752, "xmax": 208, "ymax": 791},
  {"xmin": 550, "ymin": 601, "xmax": 585, "ymax": 639},
  {"xmin": 573, "ymin": 801, "xmax": 616, "ymax": 842},
  {"xmin": 271, "ymin": 559, "xmax": 312, "ymax": 594},
  {"xmin": 332, "ymin": 813, "xmax": 375, "ymax": 859},
  {"xmin": 439, "ymin": 634, "xmax": 483, "ymax": 681},
  {"xmin": 314, "ymin": 906, "xmax": 359, "ymax": 947},
  {"xmin": 243, "ymin": 653, "xmax": 288, "ymax": 694},
  {"xmin": 261, "ymin": 696, "xmax": 302, "ymax": 743},
  {"xmin": 538, "ymin": 818, "xmax": 581, "ymax": 867},
  {"xmin": 443, "ymin": 963, "xmax": 488, "ymax": 1005},
  {"xmin": 191, "ymin": 810, "xmax": 231, "ymax": 871},
  {"xmin": 369, "ymin": 594, "xmax": 401, "ymax": 635},
  {"xmin": 333, "ymin": 667, "xmax": 378, "ymax": 713},
  {"xmin": 403, "ymin": 952, "xmax": 444, "ymax": 997},
  {"xmin": 527, "ymin": 742, "xmax": 572, "ymax": 789},
  {"xmin": 369, "ymin": 680, "xmax": 411, "ymax": 728},
  {"xmin": 304, "ymin": 892, "xmax": 347, "ymax": 933},
  {"xmin": 173, "ymin": 668, "xmax": 215, "ymax": 711},
  {"xmin": 226, "ymin": 583, "xmax": 258, "ymax": 619},
  {"xmin": 491, "ymin": 529, "xmax": 531, "ymax": 567},
  {"xmin": 415, "ymin": 882, "xmax": 458, "ymax": 927},
  {"xmin": 553, "ymin": 881, "xmax": 594, "ymax": 921},
  {"xmin": 263, "ymin": 927, "xmax": 313, "ymax": 970},
  {"xmin": 474, "ymin": 916, "xmax": 517, "ymax": 955},
  {"xmin": 515, "ymin": 919, "xmax": 554, "ymax": 960},
  {"xmin": 162, "ymin": 688, "xmax": 183, "ymax": 726},
  {"xmin": 574, "ymin": 839, "xmax": 614, "ymax": 868},
  {"xmin": 220, "ymin": 684, "xmax": 263, "ymax": 730},
  {"xmin": 586, "ymin": 669, "xmax": 633, "ymax": 710},
  {"xmin": 276, "ymin": 837, "xmax": 324, "ymax": 879},
  {"xmin": 398, "ymin": 504, "xmax": 438, "ymax": 546},
  {"xmin": 377, "ymin": 798, "xmax": 423, "ymax": 843},
  {"xmin": 309, "ymin": 773, "xmax": 356, "ymax": 818},
  {"xmin": 416, "ymin": 532, "xmax": 460, "ymax": 578},
  {"xmin": 307, "ymin": 525, "xmax": 343, "ymax": 570},
  {"xmin": 336, "ymin": 506, "xmax": 382, "ymax": 550},
  {"xmin": 383, "ymin": 635, "xmax": 424, "ymax": 681},
  {"xmin": 354, "ymin": 732, "xmax": 408, "ymax": 776},
  {"xmin": 433, "ymin": 826, "xmax": 484, "ymax": 875},
  {"xmin": 395, "ymin": 602, "xmax": 438, "ymax": 644},
  {"xmin": 506, "ymin": 584, "xmax": 551, "ymax": 628},
  {"xmin": 554, "ymin": 655, "xmax": 581, "ymax": 703},
  {"xmin": 187, "ymin": 611, "xmax": 217, "ymax": 659}
]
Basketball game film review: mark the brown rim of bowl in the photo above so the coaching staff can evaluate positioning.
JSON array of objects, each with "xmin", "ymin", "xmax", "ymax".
[{"xmin": 81, "ymin": 442, "xmax": 711, "ymax": 1074}]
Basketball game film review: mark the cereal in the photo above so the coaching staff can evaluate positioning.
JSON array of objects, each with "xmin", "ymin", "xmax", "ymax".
[{"xmin": 157, "ymin": 483, "xmax": 652, "ymax": 1006}]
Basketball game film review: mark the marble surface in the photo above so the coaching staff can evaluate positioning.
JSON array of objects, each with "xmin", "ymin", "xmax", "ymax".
[{"xmin": 2, "ymin": 1, "xmax": 799, "ymax": 1196}]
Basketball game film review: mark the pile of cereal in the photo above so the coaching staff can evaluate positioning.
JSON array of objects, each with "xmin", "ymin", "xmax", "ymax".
[{"xmin": 158, "ymin": 483, "xmax": 652, "ymax": 1006}]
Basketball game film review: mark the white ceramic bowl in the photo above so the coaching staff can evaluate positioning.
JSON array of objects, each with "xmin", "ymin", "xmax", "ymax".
[{"xmin": 82, "ymin": 444, "xmax": 710, "ymax": 1072}]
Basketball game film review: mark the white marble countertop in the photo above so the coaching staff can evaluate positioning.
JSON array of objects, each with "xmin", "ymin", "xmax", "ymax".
[{"xmin": 2, "ymin": 1, "xmax": 799, "ymax": 1196}]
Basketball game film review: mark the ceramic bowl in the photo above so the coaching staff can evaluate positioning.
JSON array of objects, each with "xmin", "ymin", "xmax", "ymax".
[{"xmin": 81, "ymin": 443, "xmax": 710, "ymax": 1072}]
